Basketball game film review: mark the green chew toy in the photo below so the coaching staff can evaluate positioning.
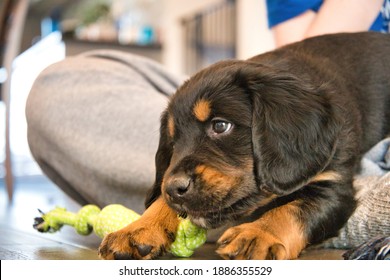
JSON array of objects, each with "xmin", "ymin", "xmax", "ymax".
[{"xmin": 33, "ymin": 204, "xmax": 207, "ymax": 258}]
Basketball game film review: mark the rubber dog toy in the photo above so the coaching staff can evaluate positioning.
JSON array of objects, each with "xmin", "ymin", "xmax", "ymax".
[{"xmin": 33, "ymin": 204, "xmax": 207, "ymax": 258}]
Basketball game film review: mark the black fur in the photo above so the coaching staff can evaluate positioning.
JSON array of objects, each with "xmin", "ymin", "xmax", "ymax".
[{"xmin": 146, "ymin": 32, "xmax": 390, "ymax": 247}]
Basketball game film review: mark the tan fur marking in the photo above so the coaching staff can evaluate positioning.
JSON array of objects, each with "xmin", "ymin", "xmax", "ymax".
[
  {"xmin": 141, "ymin": 197, "xmax": 180, "ymax": 229},
  {"xmin": 195, "ymin": 164, "xmax": 239, "ymax": 189},
  {"xmin": 310, "ymin": 170, "xmax": 342, "ymax": 183},
  {"xmin": 193, "ymin": 99, "xmax": 211, "ymax": 122},
  {"xmin": 98, "ymin": 197, "xmax": 179, "ymax": 260},
  {"xmin": 167, "ymin": 114, "xmax": 175, "ymax": 138},
  {"xmin": 257, "ymin": 201, "xmax": 306, "ymax": 259}
]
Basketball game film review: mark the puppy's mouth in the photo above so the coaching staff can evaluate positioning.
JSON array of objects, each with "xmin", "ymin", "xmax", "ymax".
[{"xmin": 168, "ymin": 193, "xmax": 267, "ymax": 229}]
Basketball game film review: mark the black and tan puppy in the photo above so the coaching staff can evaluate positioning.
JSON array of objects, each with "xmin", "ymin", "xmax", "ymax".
[{"xmin": 99, "ymin": 32, "xmax": 390, "ymax": 260}]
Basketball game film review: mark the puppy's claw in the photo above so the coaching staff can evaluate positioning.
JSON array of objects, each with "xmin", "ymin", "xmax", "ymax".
[
  {"xmin": 113, "ymin": 252, "xmax": 133, "ymax": 260},
  {"xmin": 136, "ymin": 244, "xmax": 153, "ymax": 257},
  {"xmin": 266, "ymin": 244, "xmax": 287, "ymax": 260}
]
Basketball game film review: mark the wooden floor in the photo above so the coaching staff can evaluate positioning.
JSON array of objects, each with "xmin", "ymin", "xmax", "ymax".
[
  {"xmin": 0, "ymin": 175, "xmax": 345, "ymax": 260},
  {"xmin": 0, "ymin": 176, "xmax": 101, "ymax": 260}
]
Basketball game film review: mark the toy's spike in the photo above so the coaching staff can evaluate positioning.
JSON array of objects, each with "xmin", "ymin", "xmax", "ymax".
[{"xmin": 33, "ymin": 217, "xmax": 46, "ymax": 232}]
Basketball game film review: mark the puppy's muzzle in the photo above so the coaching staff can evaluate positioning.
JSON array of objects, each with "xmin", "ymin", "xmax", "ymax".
[{"xmin": 165, "ymin": 173, "xmax": 194, "ymax": 204}]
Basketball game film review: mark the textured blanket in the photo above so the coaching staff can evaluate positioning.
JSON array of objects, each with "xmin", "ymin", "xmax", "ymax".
[{"xmin": 324, "ymin": 137, "xmax": 390, "ymax": 248}]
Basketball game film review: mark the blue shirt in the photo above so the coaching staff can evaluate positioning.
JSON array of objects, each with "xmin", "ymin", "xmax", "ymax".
[{"xmin": 266, "ymin": 0, "xmax": 389, "ymax": 32}]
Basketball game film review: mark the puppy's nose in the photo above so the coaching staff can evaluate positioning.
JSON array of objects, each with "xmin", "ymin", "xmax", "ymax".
[{"xmin": 165, "ymin": 174, "xmax": 192, "ymax": 202}]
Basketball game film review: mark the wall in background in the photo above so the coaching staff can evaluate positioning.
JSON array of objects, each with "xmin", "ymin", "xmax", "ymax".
[
  {"xmin": 236, "ymin": 0, "xmax": 274, "ymax": 59},
  {"xmin": 162, "ymin": 0, "xmax": 275, "ymax": 74}
]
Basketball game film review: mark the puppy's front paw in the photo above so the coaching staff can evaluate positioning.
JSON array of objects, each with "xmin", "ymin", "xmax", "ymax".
[
  {"xmin": 216, "ymin": 224, "xmax": 288, "ymax": 260},
  {"xmin": 98, "ymin": 220, "xmax": 175, "ymax": 260}
]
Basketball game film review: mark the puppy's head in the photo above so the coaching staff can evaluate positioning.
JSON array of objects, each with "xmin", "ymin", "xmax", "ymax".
[{"xmin": 146, "ymin": 60, "xmax": 340, "ymax": 228}]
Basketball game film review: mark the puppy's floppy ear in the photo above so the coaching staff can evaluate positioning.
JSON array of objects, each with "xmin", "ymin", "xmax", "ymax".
[
  {"xmin": 145, "ymin": 110, "xmax": 173, "ymax": 208},
  {"xmin": 244, "ymin": 63, "xmax": 340, "ymax": 195}
]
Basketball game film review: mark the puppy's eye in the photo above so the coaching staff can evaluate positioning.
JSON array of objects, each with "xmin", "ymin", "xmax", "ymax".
[{"xmin": 212, "ymin": 120, "xmax": 232, "ymax": 134}]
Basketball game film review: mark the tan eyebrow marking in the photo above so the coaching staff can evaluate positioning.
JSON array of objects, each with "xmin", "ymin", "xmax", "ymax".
[
  {"xmin": 193, "ymin": 99, "xmax": 211, "ymax": 122},
  {"xmin": 167, "ymin": 114, "xmax": 175, "ymax": 138}
]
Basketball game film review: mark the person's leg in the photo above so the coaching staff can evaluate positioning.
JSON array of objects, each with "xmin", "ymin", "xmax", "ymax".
[{"xmin": 26, "ymin": 50, "xmax": 186, "ymax": 213}]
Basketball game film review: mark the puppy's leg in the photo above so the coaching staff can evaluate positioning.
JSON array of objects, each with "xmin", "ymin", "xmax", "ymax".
[
  {"xmin": 217, "ymin": 181, "xmax": 355, "ymax": 260},
  {"xmin": 217, "ymin": 201, "xmax": 305, "ymax": 260},
  {"xmin": 99, "ymin": 197, "xmax": 180, "ymax": 260}
]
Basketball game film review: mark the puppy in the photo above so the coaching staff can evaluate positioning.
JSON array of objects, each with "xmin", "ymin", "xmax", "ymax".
[{"xmin": 99, "ymin": 32, "xmax": 390, "ymax": 260}]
